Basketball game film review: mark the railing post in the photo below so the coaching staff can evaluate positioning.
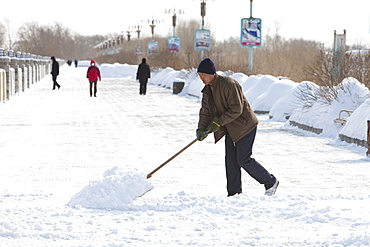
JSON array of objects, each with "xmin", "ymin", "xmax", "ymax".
[
  {"xmin": 0, "ymin": 48, "xmax": 13, "ymax": 100},
  {"xmin": 0, "ymin": 48, "xmax": 6, "ymax": 102},
  {"xmin": 367, "ymin": 120, "xmax": 370, "ymax": 157},
  {"xmin": 17, "ymin": 52, "xmax": 27, "ymax": 92},
  {"xmin": 9, "ymin": 50, "xmax": 21, "ymax": 95}
]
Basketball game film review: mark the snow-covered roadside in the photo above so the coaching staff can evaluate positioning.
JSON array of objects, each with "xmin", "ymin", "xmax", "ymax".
[
  {"xmin": 145, "ymin": 64, "xmax": 370, "ymax": 149},
  {"xmin": 0, "ymin": 64, "xmax": 369, "ymax": 246}
]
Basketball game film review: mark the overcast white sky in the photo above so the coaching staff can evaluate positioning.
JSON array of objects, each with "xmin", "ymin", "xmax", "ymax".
[{"xmin": 2, "ymin": 0, "xmax": 370, "ymax": 47}]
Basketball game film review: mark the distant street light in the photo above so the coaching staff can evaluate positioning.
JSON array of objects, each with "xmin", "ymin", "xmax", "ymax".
[
  {"xmin": 165, "ymin": 9, "xmax": 184, "ymax": 37},
  {"xmin": 200, "ymin": 0, "xmax": 206, "ymax": 30},
  {"xmin": 148, "ymin": 18, "xmax": 162, "ymax": 42},
  {"xmin": 126, "ymin": 31, "xmax": 131, "ymax": 42},
  {"xmin": 198, "ymin": 0, "xmax": 214, "ymax": 59},
  {"xmin": 126, "ymin": 27, "xmax": 132, "ymax": 42},
  {"xmin": 133, "ymin": 23, "xmax": 143, "ymax": 40},
  {"xmin": 133, "ymin": 23, "xmax": 143, "ymax": 64}
]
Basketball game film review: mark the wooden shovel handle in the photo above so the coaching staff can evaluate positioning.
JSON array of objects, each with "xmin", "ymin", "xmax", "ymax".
[{"xmin": 146, "ymin": 138, "xmax": 198, "ymax": 179}]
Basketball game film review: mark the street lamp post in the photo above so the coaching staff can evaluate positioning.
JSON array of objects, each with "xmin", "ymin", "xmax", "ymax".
[
  {"xmin": 165, "ymin": 9, "xmax": 184, "ymax": 37},
  {"xmin": 199, "ymin": 0, "xmax": 208, "ymax": 59},
  {"xmin": 133, "ymin": 23, "xmax": 143, "ymax": 64},
  {"xmin": 200, "ymin": 0, "xmax": 206, "ymax": 30},
  {"xmin": 148, "ymin": 18, "xmax": 162, "ymax": 42},
  {"xmin": 133, "ymin": 24, "xmax": 142, "ymax": 40},
  {"xmin": 127, "ymin": 31, "xmax": 131, "ymax": 42},
  {"xmin": 126, "ymin": 27, "xmax": 131, "ymax": 42}
]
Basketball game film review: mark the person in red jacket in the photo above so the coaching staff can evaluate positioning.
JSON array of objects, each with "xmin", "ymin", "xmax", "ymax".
[{"xmin": 86, "ymin": 60, "xmax": 101, "ymax": 97}]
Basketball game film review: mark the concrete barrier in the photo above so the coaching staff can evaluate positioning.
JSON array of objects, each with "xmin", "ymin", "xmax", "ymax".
[
  {"xmin": 24, "ymin": 53, "xmax": 33, "ymax": 88},
  {"xmin": 0, "ymin": 48, "xmax": 15, "ymax": 100},
  {"xmin": 29, "ymin": 54, "xmax": 36, "ymax": 84},
  {"xmin": 8, "ymin": 50, "xmax": 22, "ymax": 95},
  {"xmin": 289, "ymin": 120, "xmax": 323, "ymax": 135},
  {"xmin": 16, "ymin": 52, "xmax": 28, "ymax": 92},
  {"xmin": 0, "ymin": 48, "xmax": 50, "ymax": 103},
  {"xmin": 0, "ymin": 68, "xmax": 5, "ymax": 102}
]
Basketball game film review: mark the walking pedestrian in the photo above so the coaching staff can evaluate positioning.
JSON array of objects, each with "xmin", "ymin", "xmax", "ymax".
[
  {"xmin": 136, "ymin": 58, "xmax": 151, "ymax": 95},
  {"xmin": 195, "ymin": 58, "xmax": 279, "ymax": 197},
  {"xmin": 50, "ymin": 56, "xmax": 60, "ymax": 90},
  {"xmin": 86, "ymin": 60, "xmax": 101, "ymax": 97}
]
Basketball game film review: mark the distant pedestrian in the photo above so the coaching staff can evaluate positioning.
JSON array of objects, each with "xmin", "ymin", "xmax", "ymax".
[
  {"xmin": 86, "ymin": 60, "xmax": 101, "ymax": 97},
  {"xmin": 74, "ymin": 59, "xmax": 78, "ymax": 68},
  {"xmin": 195, "ymin": 58, "xmax": 279, "ymax": 197},
  {"xmin": 51, "ymin": 56, "xmax": 60, "ymax": 90},
  {"xmin": 136, "ymin": 58, "xmax": 151, "ymax": 95}
]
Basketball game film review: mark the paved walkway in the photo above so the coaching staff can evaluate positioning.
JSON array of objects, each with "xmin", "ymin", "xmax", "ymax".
[
  {"xmin": 1, "ymin": 64, "xmax": 368, "ymax": 199},
  {"xmin": 1, "ymin": 65, "xmax": 369, "ymax": 246}
]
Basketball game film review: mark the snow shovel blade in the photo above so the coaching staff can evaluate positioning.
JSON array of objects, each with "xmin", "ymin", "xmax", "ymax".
[{"xmin": 146, "ymin": 138, "xmax": 198, "ymax": 179}]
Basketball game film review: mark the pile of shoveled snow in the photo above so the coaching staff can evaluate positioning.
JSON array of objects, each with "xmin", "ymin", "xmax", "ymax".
[{"xmin": 68, "ymin": 166, "xmax": 153, "ymax": 209}]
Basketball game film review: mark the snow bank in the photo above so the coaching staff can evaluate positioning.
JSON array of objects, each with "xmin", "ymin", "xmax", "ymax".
[
  {"xmin": 97, "ymin": 63, "xmax": 370, "ymax": 143},
  {"xmin": 68, "ymin": 166, "xmax": 153, "ymax": 209},
  {"xmin": 322, "ymin": 78, "xmax": 370, "ymax": 137},
  {"xmin": 231, "ymin": 72, "xmax": 248, "ymax": 85},
  {"xmin": 150, "ymin": 67, "xmax": 176, "ymax": 87},
  {"xmin": 252, "ymin": 78, "xmax": 297, "ymax": 112},
  {"xmin": 182, "ymin": 69, "xmax": 203, "ymax": 98},
  {"xmin": 289, "ymin": 77, "xmax": 370, "ymax": 138},
  {"xmin": 76, "ymin": 60, "xmax": 90, "ymax": 67},
  {"xmin": 341, "ymin": 98, "xmax": 370, "ymax": 140},
  {"xmin": 100, "ymin": 63, "xmax": 138, "ymax": 79},
  {"xmin": 245, "ymin": 75, "xmax": 278, "ymax": 105},
  {"xmin": 241, "ymin": 75, "xmax": 261, "ymax": 93},
  {"xmin": 269, "ymin": 81, "xmax": 319, "ymax": 121}
]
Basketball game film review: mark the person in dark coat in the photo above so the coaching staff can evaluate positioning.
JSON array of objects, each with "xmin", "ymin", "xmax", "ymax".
[
  {"xmin": 50, "ymin": 56, "xmax": 60, "ymax": 90},
  {"xmin": 196, "ymin": 58, "xmax": 279, "ymax": 197},
  {"xmin": 86, "ymin": 60, "xmax": 101, "ymax": 97},
  {"xmin": 136, "ymin": 58, "xmax": 151, "ymax": 95}
]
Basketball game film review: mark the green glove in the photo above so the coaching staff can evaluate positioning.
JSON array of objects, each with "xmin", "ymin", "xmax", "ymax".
[
  {"xmin": 206, "ymin": 117, "xmax": 221, "ymax": 133},
  {"xmin": 196, "ymin": 128, "xmax": 208, "ymax": 141}
]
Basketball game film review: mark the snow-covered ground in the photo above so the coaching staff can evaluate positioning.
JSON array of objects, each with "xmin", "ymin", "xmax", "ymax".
[{"xmin": 0, "ymin": 63, "xmax": 369, "ymax": 246}]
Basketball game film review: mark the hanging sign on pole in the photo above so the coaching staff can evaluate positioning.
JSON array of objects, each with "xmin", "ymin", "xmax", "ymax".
[
  {"xmin": 168, "ymin": 36, "xmax": 180, "ymax": 53},
  {"xmin": 240, "ymin": 18, "xmax": 262, "ymax": 46},
  {"xmin": 194, "ymin": 29, "xmax": 211, "ymax": 51},
  {"xmin": 148, "ymin": 41, "xmax": 158, "ymax": 56},
  {"xmin": 134, "ymin": 44, "xmax": 143, "ymax": 55}
]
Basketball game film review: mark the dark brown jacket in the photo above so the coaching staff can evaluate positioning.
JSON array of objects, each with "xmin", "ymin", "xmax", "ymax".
[{"xmin": 198, "ymin": 74, "xmax": 258, "ymax": 143}]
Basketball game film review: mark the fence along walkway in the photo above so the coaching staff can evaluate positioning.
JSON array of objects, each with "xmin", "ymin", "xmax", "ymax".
[{"xmin": 0, "ymin": 48, "xmax": 51, "ymax": 103}]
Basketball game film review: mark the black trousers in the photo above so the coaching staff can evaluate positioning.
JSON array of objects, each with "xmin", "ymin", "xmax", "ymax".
[
  {"xmin": 139, "ymin": 79, "xmax": 148, "ymax": 95},
  {"xmin": 225, "ymin": 128, "xmax": 275, "ymax": 196},
  {"xmin": 89, "ymin": 81, "xmax": 97, "ymax": 96},
  {"xmin": 52, "ymin": 75, "xmax": 60, "ymax": 89}
]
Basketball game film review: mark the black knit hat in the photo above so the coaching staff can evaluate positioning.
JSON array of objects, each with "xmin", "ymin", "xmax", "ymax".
[{"xmin": 197, "ymin": 58, "xmax": 216, "ymax": 74}]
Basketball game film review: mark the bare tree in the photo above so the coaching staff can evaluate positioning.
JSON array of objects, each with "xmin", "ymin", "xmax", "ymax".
[
  {"xmin": 175, "ymin": 19, "xmax": 211, "ymax": 69},
  {"xmin": 342, "ymin": 51, "xmax": 370, "ymax": 89},
  {"xmin": 16, "ymin": 22, "xmax": 106, "ymax": 59},
  {"xmin": 0, "ymin": 21, "xmax": 6, "ymax": 48},
  {"xmin": 4, "ymin": 18, "xmax": 16, "ymax": 50}
]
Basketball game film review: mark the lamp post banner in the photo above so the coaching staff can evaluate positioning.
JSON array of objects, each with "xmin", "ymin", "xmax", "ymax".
[
  {"xmin": 134, "ymin": 45, "xmax": 143, "ymax": 55},
  {"xmin": 194, "ymin": 29, "xmax": 211, "ymax": 51},
  {"xmin": 240, "ymin": 18, "xmax": 262, "ymax": 46},
  {"xmin": 168, "ymin": 37, "xmax": 180, "ymax": 53},
  {"xmin": 148, "ymin": 42, "xmax": 158, "ymax": 56}
]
